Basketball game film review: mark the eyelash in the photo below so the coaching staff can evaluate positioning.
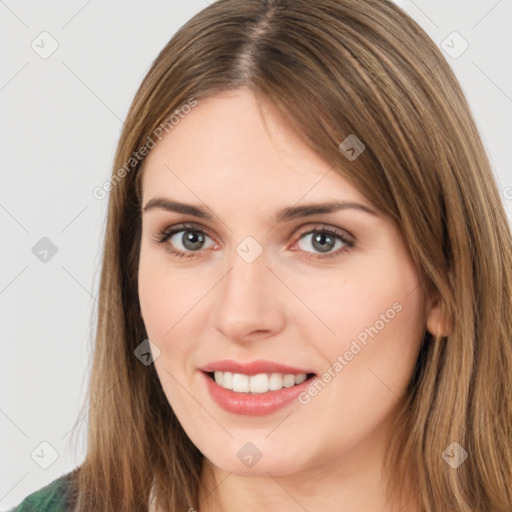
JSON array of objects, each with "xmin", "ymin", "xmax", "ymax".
[{"xmin": 152, "ymin": 222, "xmax": 355, "ymax": 261}]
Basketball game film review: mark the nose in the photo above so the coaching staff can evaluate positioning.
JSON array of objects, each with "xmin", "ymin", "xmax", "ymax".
[{"xmin": 212, "ymin": 248, "xmax": 286, "ymax": 343}]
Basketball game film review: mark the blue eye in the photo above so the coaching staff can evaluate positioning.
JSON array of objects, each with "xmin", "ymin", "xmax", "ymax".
[
  {"xmin": 294, "ymin": 227, "xmax": 355, "ymax": 259},
  {"xmin": 169, "ymin": 229, "xmax": 214, "ymax": 252},
  {"xmin": 297, "ymin": 231, "xmax": 348, "ymax": 253},
  {"xmin": 153, "ymin": 223, "xmax": 355, "ymax": 260},
  {"xmin": 155, "ymin": 224, "xmax": 215, "ymax": 258}
]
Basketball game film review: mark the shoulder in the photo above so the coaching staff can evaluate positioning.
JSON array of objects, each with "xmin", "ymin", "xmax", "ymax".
[{"xmin": 8, "ymin": 471, "xmax": 76, "ymax": 512}]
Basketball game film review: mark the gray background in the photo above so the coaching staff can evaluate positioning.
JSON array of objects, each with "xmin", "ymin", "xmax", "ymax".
[{"xmin": 1, "ymin": 0, "xmax": 510, "ymax": 509}]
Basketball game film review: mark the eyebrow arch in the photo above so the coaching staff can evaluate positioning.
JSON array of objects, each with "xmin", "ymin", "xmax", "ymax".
[{"xmin": 142, "ymin": 197, "xmax": 378, "ymax": 222}]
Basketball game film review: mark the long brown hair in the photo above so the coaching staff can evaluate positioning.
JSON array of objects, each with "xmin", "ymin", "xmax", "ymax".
[{"xmin": 68, "ymin": 1, "xmax": 512, "ymax": 510}]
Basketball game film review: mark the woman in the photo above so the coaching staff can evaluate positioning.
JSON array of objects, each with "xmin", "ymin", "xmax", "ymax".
[{"xmin": 12, "ymin": 0, "xmax": 512, "ymax": 511}]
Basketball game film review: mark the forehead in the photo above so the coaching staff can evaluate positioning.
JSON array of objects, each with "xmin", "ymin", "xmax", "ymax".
[{"xmin": 140, "ymin": 88, "xmax": 367, "ymax": 206}]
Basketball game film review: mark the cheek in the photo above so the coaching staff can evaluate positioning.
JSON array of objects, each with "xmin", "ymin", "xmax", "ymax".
[
  {"xmin": 138, "ymin": 262, "xmax": 169, "ymax": 340},
  {"xmin": 293, "ymin": 264, "xmax": 421, "ymax": 337},
  {"xmin": 138, "ymin": 250, "xmax": 189, "ymax": 347},
  {"xmin": 138, "ymin": 255, "xmax": 208, "ymax": 373},
  {"xmin": 138, "ymin": 264, "xmax": 194, "ymax": 406},
  {"xmin": 333, "ymin": 285, "xmax": 424, "ymax": 403},
  {"xmin": 336, "ymin": 282, "xmax": 423, "ymax": 348},
  {"xmin": 298, "ymin": 253, "xmax": 425, "ymax": 381}
]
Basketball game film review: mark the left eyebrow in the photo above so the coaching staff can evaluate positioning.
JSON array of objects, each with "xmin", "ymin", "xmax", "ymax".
[
  {"xmin": 142, "ymin": 197, "xmax": 378, "ymax": 222},
  {"xmin": 272, "ymin": 200, "xmax": 378, "ymax": 224}
]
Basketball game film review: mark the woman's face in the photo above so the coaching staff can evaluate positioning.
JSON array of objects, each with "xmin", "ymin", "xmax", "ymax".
[{"xmin": 138, "ymin": 88, "xmax": 435, "ymax": 480}]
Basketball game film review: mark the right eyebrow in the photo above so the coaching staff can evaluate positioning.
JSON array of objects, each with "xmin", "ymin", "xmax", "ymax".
[
  {"xmin": 142, "ymin": 198, "xmax": 214, "ymax": 220},
  {"xmin": 142, "ymin": 197, "xmax": 379, "ymax": 222}
]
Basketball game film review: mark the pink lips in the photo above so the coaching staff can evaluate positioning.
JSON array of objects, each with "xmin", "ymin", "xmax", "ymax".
[
  {"xmin": 199, "ymin": 359, "xmax": 317, "ymax": 416},
  {"xmin": 200, "ymin": 359, "xmax": 316, "ymax": 376}
]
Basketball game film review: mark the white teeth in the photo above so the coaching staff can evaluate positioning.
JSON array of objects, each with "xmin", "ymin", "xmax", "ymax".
[
  {"xmin": 249, "ymin": 373, "xmax": 268, "ymax": 393},
  {"xmin": 282, "ymin": 374, "xmax": 296, "ymax": 387},
  {"xmin": 232, "ymin": 373, "xmax": 249, "ymax": 392},
  {"xmin": 269, "ymin": 373, "xmax": 283, "ymax": 391},
  {"xmin": 212, "ymin": 371, "xmax": 310, "ymax": 393},
  {"xmin": 295, "ymin": 373, "xmax": 307, "ymax": 385},
  {"xmin": 222, "ymin": 371, "xmax": 233, "ymax": 389}
]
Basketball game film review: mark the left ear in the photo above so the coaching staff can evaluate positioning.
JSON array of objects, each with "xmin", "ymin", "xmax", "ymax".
[{"xmin": 426, "ymin": 294, "xmax": 451, "ymax": 338}]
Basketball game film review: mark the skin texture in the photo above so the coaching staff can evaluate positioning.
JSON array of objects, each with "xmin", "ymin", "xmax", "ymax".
[{"xmin": 138, "ymin": 88, "xmax": 444, "ymax": 512}]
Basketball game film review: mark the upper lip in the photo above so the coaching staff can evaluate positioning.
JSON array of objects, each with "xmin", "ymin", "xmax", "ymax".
[{"xmin": 200, "ymin": 359, "xmax": 316, "ymax": 376}]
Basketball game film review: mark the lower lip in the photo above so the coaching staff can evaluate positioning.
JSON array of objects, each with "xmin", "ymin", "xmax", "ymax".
[{"xmin": 200, "ymin": 371, "xmax": 316, "ymax": 416}]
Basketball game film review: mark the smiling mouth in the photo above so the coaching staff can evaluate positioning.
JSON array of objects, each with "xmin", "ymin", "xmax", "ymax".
[{"xmin": 205, "ymin": 371, "xmax": 317, "ymax": 394}]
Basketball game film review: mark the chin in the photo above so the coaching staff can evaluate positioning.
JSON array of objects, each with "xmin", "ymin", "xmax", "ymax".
[{"xmin": 202, "ymin": 442, "xmax": 306, "ymax": 478}]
